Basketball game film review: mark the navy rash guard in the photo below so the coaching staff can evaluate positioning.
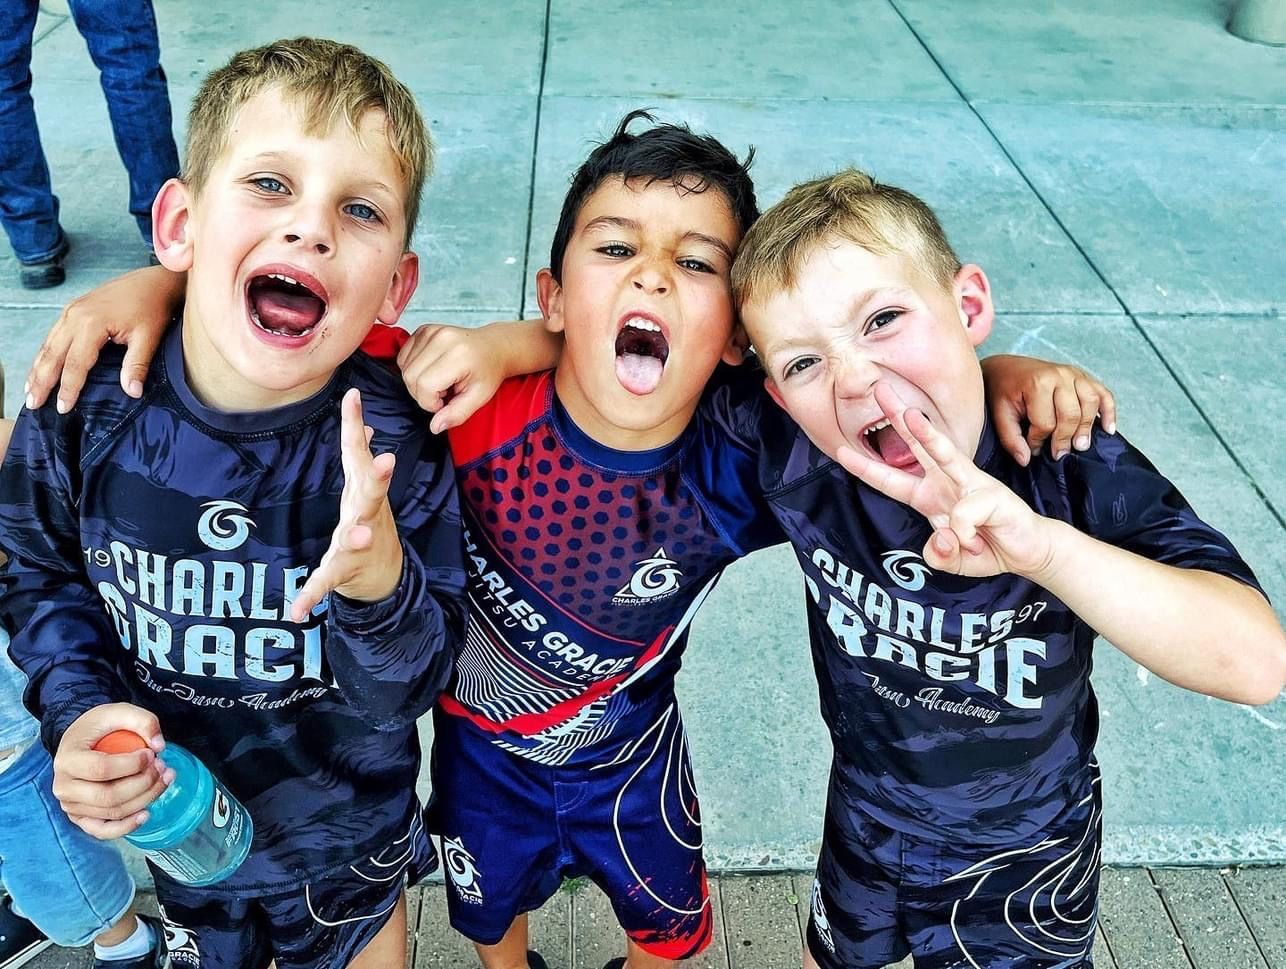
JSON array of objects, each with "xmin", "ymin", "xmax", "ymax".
[{"xmin": 0, "ymin": 323, "xmax": 467, "ymax": 893}]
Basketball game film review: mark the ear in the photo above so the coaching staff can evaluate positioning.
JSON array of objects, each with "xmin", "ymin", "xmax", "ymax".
[
  {"xmin": 721, "ymin": 322, "xmax": 749, "ymax": 366},
  {"xmin": 152, "ymin": 178, "xmax": 195, "ymax": 272},
  {"xmin": 953, "ymin": 263, "xmax": 994, "ymax": 348},
  {"xmin": 536, "ymin": 268, "xmax": 565, "ymax": 334},
  {"xmin": 763, "ymin": 375, "xmax": 789, "ymax": 412},
  {"xmin": 376, "ymin": 251, "xmax": 420, "ymax": 325}
]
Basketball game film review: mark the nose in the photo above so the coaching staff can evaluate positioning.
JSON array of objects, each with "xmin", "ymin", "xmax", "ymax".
[
  {"xmin": 833, "ymin": 354, "xmax": 880, "ymax": 401},
  {"xmin": 631, "ymin": 256, "xmax": 670, "ymax": 296},
  {"xmin": 283, "ymin": 201, "xmax": 334, "ymax": 256}
]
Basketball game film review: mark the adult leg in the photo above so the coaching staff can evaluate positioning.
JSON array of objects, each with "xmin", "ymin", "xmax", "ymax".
[
  {"xmin": 0, "ymin": 0, "xmax": 64, "ymax": 263},
  {"xmin": 65, "ymin": 0, "xmax": 179, "ymax": 247}
]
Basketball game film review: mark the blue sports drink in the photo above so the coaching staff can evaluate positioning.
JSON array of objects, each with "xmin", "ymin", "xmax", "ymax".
[{"xmin": 97, "ymin": 731, "xmax": 253, "ymax": 886}]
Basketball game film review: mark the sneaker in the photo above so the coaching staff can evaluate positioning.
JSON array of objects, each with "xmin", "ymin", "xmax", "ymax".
[
  {"xmin": 92, "ymin": 913, "xmax": 168, "ymax": 968},
  {"xmin": 601, "ymin": 960, "xmax": 625, "ymax": 969},
  {"xmin": 0, "ymin": 895, "xmax": 53, "ymax": 969},
  {"xmin": 527, "ymin": 952, "xmax": 549, "ymax": 969},
  {"xmin": 17, "ymin": 233, "xmax": 70, "ymax": 290}
]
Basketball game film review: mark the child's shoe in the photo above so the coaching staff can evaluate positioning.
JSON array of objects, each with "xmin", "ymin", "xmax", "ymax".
[
  {"xmin": 0, "ymin": 895, "xmax": 52, "ymax": 969},
  {"xmin": 601, "ymin": 960, "xmax": 625, "ymax": 969},
  {"xmin": 527, "ymin": 951, "xmax": 549, "ymax": 969},
  {"xmin": 91, "ymin": 913, "xmax": 168, "ymax": 968},
  {"xmin": 17, "ymin": 233, "xmax": 70, "ymax": 290}
]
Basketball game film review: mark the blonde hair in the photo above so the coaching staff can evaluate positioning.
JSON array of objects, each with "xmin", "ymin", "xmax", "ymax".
[
  {"xmin": 732, "ymin": 168, "xmax": 960, "ymax": 308},
  {"xmin": 183, "ymin": 37, "xmax": 431, "ymax": 241}
]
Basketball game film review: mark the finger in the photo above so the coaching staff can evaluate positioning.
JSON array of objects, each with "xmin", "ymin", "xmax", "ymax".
[
  {"xmin": 58, "ymin": 747, "xmax": 155, "ymax": 785},
  {"xmin": 901, "ymin": 408, "xmax": 977, "ymax": 490},
  {"xmin": 25, "ymin": 321, "xmax": 76, "ymax": 409},
  {"xmin": 291, "ymin": 560, "xmax": 342, "ymax": 622},
  {"xmin": 990, "ymin": 398, "xmax": 1031, "ymax": 467},
  {"xmin": 69, "ymin": 703, "xmax": 165, "ymax": 753},
  {"xmin": 1048, "ymin": 384, "xmax": 1081, "ymax": 459},
  {"xmin": 1098, "ymin": 385, "xmax": 1118, "ymax": 436},
  {"xmin": 118, "ymin": 325, "xmax": 163, "ymax": 398},
  {"xmin": 57, "ymin": 769, "xmax": 170, "ymax": 821},
  {"xmin": 1023, "ymin": 390, "xmax": 1057, "ymax": 456},
  {"xmin": 1071, "ymin": 378, "xmax": 1101, "ymax": 452},
  {"xmin": 356, "ymin": 450, "xmax": 396, "ymax": 508},
  {"xmin": 834, "ymin": 444, "xmax": 922, "ymax": 507},
  {"xmin": 339, "ymin": 390, "xmax": 374, "ymax": 481},
  {"xmin": 924, "ymin": 529, "xmax": 963, "ymax": 573},
  {"xmin": 69, "ymin": 812, "xmax": 151, "ymax": 840},
  {"xmin": 56, "ymin": 330, "xmax": 114, "ymax": 414},
  {"xmin": 948, "ymin": 500, "xmax": 988, "ymax": 556},
  {"xmin": 429, "ymin": 384, "xmax": 488, "ymax": 434},
  {"xmin": 365, "ymin": 424, "xmax": 375, "ymax": 447}
]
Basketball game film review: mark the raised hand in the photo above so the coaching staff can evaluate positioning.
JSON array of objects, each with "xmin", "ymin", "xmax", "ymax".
[
  {"xmin": 835, "ymin": 382, "xmax": 1054, "ymax": 579},
  {"xmin": 290, "ymin": 388, "xmax": 403, "ymax": 622}
]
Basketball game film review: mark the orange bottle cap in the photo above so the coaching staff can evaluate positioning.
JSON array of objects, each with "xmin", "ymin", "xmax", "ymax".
[{"xmin": 94, "ymin": 730, "xmax": 149, "ymax": 754}]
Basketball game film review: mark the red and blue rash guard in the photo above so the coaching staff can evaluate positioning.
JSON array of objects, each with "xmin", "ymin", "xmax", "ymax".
[
  {"xmin": 0, "ymin": 323, "xmax": 467, "ymax": 893},
  {"xmin": 723, "ymin": 389, "xmax": 1264, "ymax": 846},
  {"xmin": 363, "ymin": 325, "xmax": 783, "ymax": 766}
]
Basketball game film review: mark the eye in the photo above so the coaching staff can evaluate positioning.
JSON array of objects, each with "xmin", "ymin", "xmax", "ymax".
[
  {"xmin": 678, "ymin": 257, "xmax": 715, "ymax": 273},
  {"xmin": 865, "ymin": 309, "xmax": 901, "ymax": 333},
  {"xmin": 596, "ymin": 243, "xmax": 634, "ymax": 258},
  {"xmin": 782, "ymin": 356, "xmax": 819, "ymax": 379},
  {"xmin": 251, "ymin": 176, "xmax": 287, "ymax": 194},
  {"xmin": 345, "ymin": 202, "xmax": 382, "ymax": 224}
]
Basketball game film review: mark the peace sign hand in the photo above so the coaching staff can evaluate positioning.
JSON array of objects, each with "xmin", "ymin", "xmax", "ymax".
[
  {"xmin": 290, "ymin": 388, "xmax": 404, "ymax": 622},
  {"xmin": 835, "ymin": 382, "xmax": 1056, "ymax": 580}
]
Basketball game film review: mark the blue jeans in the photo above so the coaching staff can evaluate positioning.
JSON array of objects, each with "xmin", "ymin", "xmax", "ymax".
[{"xmin": 0, "ymin": 0, "xmax": 180, "ymax": 262}]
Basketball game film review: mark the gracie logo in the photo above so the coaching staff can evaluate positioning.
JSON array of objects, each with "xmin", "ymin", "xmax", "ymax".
[
  {"xmin": 443, "ymin": 836, "xmax": 483, "ymax": 904},
  {"xmin": 810, "ymin": 879, "xmax": 836, "ymax": 954},
  {"xmin": 881, "ymin": 549, "xmax": 929, "ymax": 592},
  {"xmin": 197, "ymin": 500, "xmax": 255, "ymax": 551},
  {"xmin": 613, "ymin": 547, "xmax": 682, "ymax": 604},
  {"xmin": 160, "ymin": 910, "xmax": 201, "ymax": 966}
]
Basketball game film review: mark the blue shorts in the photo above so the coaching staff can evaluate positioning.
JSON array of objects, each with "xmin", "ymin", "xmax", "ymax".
[
  {"xmin": 807, "ymin": 765, "xmax": 1102, "ymax": 969},
  {"xmin": 153, "ymin": 811, "xmax": 433, "ymax": 969},
  {"xmin": 0, "ymin": 740, "xmax": 135, "ymax": 947},
  {"xmin": 427, "ymin": 704, "xmax": 712, "ymax": 960}
]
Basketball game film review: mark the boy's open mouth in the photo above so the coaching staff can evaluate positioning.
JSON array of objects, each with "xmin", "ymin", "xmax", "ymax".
[
  {"xmin": 246, "ymin": 270, "xmax": 328, "ymax": 340},
  {"xmin": 860, "ymin": 416, "xmax": 919, "ymax": 470},
  {"xmin": 614, "ymin": 314, "xmax": 670, "ymax": 395}
]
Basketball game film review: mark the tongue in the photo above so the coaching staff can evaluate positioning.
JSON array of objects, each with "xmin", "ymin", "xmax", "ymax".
[
  {"xmin": 616, "ymin": 353, "xmax": 664, "ymax": 395},
  {"xmin": 253, "ymin": 289, "xmax": 323, "ymax": 335},
  {"xmin": 874, "ymin": 425, "xmax": 917, "ymax": 468}
]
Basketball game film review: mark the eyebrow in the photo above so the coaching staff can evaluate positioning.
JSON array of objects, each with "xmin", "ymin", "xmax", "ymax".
[
  {"xmin": 582, "ymin": 215, "xmax": 735, "ymax": 261},
  {"xmin": 243, "ymin": 152, "xmax": 397, "ymax": 198}
]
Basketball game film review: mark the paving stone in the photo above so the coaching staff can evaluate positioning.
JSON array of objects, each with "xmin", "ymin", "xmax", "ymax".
[
  {"xmin": 569, "ymin": 881, "xmax": 621, "ymax": 969},
  {"xmin": 527, "ymin": 97, "xmax": 1117, "ymax": 317},
  {"xmin": 33, "ymin": 0, "xmax": 547, "ymax": 94},
  {"xmin": 1152, "ymin": 868, "xmax": 1268, "ymax": 969},
  {"xmin": 894, "ymin": 0, "xmax": 1286, "ymax": 104},
  {"xmin": 1224, "ymin": 867, "xmax": 1286, "ymax": 968},
  {"xmin": 1096, "ymin": 923, "xmax": 1119, "ymax": 969},
  {"xmin": 545, "ymin": 0, "xmax": 955, "ymax": 101},
  {"xmin": 1136, "ymin": 316, "xmax": 1286, "ymax": 520},
  {"xmin": 529, "ymin": 889, "xmax": 573, "ymax": 969},
  {"xmin": 413, "ymin": 882, "xmax": 482, "ymax": 968},
  {"xmin": 1097, "ymin": 868, "xmax": 1194, "ymax": 969},
  {"xmin": 687, "ymin": 878, "xmax": 732, "ymax": 969},
  {"xmin": 979, "ymin": 103, "xmax": 1286, "ymax": 316},
  {"xmin": 720, "ymin": 874, "xmax": 803, "ymax": 969}
]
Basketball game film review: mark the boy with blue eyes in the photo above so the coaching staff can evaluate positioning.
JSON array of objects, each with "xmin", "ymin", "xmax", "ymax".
[
  {"xmin": 0, "ymin": 39, "xmax": 466, "ymax": 969},
  {"xmin": 731, "ymin": 169, "xmax": 1286, "ymax": 969}
]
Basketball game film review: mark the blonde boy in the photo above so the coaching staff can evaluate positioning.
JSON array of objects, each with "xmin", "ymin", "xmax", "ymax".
[
  {"xmin": 731, "ymin": 170, "xmax": 1286, "ymax": 969},
  {"xmin": 0, "ymin": 39, "xmax": 466, "ymax": 968}
]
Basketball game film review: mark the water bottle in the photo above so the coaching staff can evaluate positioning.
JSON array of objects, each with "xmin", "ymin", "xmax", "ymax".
[{"xmin": 95, "ymin": 730, "xmax": 254, "ymax": 886}]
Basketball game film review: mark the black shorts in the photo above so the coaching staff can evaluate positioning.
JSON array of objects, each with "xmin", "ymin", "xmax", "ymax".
[
  {"xmin": 153, "ymin": 812, "xmax": 433, "ymax": 969},
  {"xmin": 807, "ymin": 766, "xmax": 1102, "ymax": 969}
]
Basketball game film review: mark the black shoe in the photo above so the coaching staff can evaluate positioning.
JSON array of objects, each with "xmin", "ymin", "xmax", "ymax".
[
  {"xmin": 602, "ymin": 959, "xmax": 625, "ymax": 969},
  {"xmin": 17, "ymin": 233, "xmax": 70, "ymax": 290},
  {"xmin": 92, "ymin": 913, "xmax": 168, "ymax": 968},
  {"xmin": 0, "ymin": 895, "xmax": 53, "ymax": 969},
  {"xmin": 527, "ymin": 952, "xmax": 549, "ymax": 969}
]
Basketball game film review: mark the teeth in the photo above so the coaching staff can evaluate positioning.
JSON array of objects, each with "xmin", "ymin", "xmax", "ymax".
[
  {"xmin": 863, "ymin": 419, "xmax": 891, "ymax": 436},
  {"xmin": 267, "ymin": 272, "xmax": 301, "ymax": 287},
  {"xmin": 623, "ymin": 316, "xmax": 661, "ymax": 333},
  {"xmin": 250, "ymin": 309, "xmax": 314, "ymax": 338}
]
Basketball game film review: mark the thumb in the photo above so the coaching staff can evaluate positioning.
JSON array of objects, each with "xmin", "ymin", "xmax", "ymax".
[
  {"xmin": 923, "ymin": 529, "xmax": 963, "ymax": 574},
  {"xmin": 429, "ymin": 384, "xmax": 487, "ymax": 434},
  {"xmin": 119, "ymin": 328, "xmax": 163, "ymax": 398},
  {"xmin": 81, "ymin": 703, "xmax": 166, "ymax": 753}
]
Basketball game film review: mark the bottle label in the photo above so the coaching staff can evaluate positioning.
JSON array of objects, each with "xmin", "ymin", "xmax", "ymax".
[{"xmin": 150, "ymin": 779, "xmax": 250, "ymax": 884}]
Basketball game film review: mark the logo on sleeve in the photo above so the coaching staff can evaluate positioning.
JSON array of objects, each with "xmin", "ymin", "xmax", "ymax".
[
  {"xmin": 613, "ymin": 547, "xmax": 683, "ymax": 604},
  {"xmin": 197, "ymin": 500, "xmax": 255, "ymax": 551},
  {"xmin": 881, "ymin": 549, "xmax": 930, "ymax": 592}
]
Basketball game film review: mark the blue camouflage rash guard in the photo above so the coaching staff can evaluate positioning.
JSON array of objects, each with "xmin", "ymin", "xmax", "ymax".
[
  {"xmin": 0, "ymin": 323, "xmax": 467, "ymax": 893},
  {"xmin": 725, "ymin": 386, "xmax": 1263, "ymax": 846}
]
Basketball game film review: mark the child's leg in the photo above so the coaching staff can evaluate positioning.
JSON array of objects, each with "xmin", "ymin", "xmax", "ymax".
[
  {"xmin": 345, "ymin": 890, "xmax": 408, "ymax": 969},
  {"xmin": 473, "ymin": 913, "xmax": 530, "ymax": 969}
]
